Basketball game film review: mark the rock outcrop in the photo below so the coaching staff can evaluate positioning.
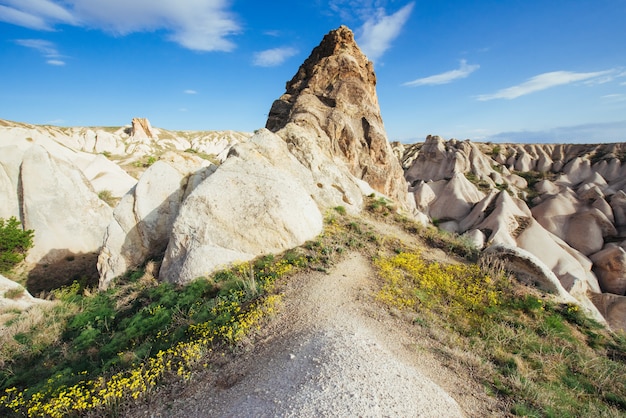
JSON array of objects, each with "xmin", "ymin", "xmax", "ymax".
[
  {"xmin": 20, "ymin": 145, "xmax": 113, "ymax": 264},
  {"xmin": 266, "ymin": 26, "xmax": 410, "ymax": 208},
  {"xmin": 160, "ymin": 130, "xmax": 326, "ymax": 284},
  {"xmin": 98, "ymin": 152, "xmax": 215, "ymax": 289},
  {"xmin": 0, "ymin": 274, "xmax": 47, "ymax": 311},
  {"xmin": 130, "ymin": 117, "xmax": 154, "ymax": 139},
  {"xmin": 401, "ymin": 137, "xmax": 626, "ymax": 329}
]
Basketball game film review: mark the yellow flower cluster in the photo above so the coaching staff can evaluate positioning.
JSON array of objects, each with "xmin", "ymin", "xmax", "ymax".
[
  {"xmin": 375, "ymin": 252, "xmax": 502, "ymax": 321},
  {"xmin": 0, "ymin": 292, "xmax": 282, "ymax": 417}
]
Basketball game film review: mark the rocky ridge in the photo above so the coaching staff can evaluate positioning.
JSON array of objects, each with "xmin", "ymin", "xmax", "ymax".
[
  {"xmin": 400, "ymin": 136, "xmax": 626, "ymax": 330},
  {"xmin": 0, "ymin": 118, "xmax": 250, "ymax": 291}
]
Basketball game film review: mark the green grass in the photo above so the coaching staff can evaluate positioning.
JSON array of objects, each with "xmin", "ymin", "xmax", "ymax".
[{"xmin": 373, "ymin": 246, "xmax": 626, "ymax": 417}]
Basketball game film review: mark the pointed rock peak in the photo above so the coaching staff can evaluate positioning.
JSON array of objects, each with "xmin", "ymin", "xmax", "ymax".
[
  {"xmin": 301, "ymin": 25, "xmax": 366, "ymax": 68},
  {"xmin": 131, "ymin": 117, "xmax": 154, "ymax": 139},
  {"xmin": 264, "ymin": 26, "xmax": 410, "ymax": 208},
  {"xmin": 266, "ymin": 25, "xmax": 376, "ymax": 133}
]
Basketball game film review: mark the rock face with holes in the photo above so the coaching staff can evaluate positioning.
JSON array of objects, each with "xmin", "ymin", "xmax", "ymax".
[
  {"xmin": 266, "ymin": 26, "xmax": 411, "ymax": 209},
  {"xmin": 401, "ymin": 137, "xmax": 626, "ymax": 329}
]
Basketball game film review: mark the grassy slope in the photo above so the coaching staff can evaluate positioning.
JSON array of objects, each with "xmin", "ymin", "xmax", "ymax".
[{"xmin": 0, "ymin": 198, "xmax": 624, "ymax": 417}]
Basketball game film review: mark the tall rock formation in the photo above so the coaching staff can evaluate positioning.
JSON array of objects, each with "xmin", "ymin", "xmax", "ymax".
[{"xmin": 266, "ymin": 26, "xmax": 410, "ymax": 207}]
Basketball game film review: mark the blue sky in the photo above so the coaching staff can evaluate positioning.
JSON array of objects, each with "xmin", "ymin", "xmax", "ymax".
[{"xmin": 1, "ymin": 0, "xmax": 625, "ymax": 143}]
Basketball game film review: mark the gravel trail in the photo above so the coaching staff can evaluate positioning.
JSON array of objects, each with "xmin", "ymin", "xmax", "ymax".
[{"xmin": 148, "ymin": 252, "xmax": 468, "ymax": 417}]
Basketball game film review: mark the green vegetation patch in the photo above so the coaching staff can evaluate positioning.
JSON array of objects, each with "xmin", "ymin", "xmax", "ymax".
[
  {"xmin": 0, "ymin": 217, "xmax": 34, "ymax": 273},
  {"xmin": 374, "ymin": 249, "xmax": 626, "ymax": 417}
]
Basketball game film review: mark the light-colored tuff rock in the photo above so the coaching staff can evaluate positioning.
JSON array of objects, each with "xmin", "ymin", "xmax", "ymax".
[
  {"xmin": 482, "ymin": 245, "xmax": 577, "ymax": 302},
  {"xmin": 401, "ymin": 139, "xmax": 626, "ymax": 324},
  {"xmin": 266, "ymin": 26, "xmax": 410, "ymax": 207},
  {"xmin": 0, "ymin": 274, "xmax": 47, "ymax": 311},
  {"xmin": 591, "ymin": 293, "xmax": 626, "ymax": 332},
  {"xmin": 98, "ymin": 153, "xmax": 214, "ymax": 289},
  {"xmin": 20, "ymin": 145, "xmax": 113, "ymax": 264},
  {"xmin": 160, "ymin": 131, "xmax": 325, "ymax": 285},
  {"xmin": 590, "ymin": 246, "xmax": 626, "ymax": 295},
  {"xmin": 426, "ymin": 173, "xmax": 485, "ymax": 221},
  {"xmin": 131, "ymin": 117, "xmax": 154, "ymax": 139},
  {"xmin": 565, "ymin": 209, "xmax": 616, "ymax": 256}
]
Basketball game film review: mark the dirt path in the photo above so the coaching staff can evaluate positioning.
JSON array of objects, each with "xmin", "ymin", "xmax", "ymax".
[{"xmin": 136, "ymin": 251, "xmax": 498, "ymax": 417}]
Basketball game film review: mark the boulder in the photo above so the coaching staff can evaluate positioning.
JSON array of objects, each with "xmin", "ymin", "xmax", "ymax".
[
  {"xmin": 463, "ymin": 229, "xmax": 485, "ymax": 250},
  {"xmin": 160, "ymin": 131, "xmax": 325, "ymax": 284},
  {"xmin": 610, "ymin": 191, "xmax": 626, "ymax": 229},
  {"xmin": 20, "ymin": 145, "xmax": 112, "ymax": 264},
  {"xmin": 482, "ymin": 244, "xmax": 576, "ymax": 301},
  {"xmin": 98, "ymin": 153, "xmax": 213, "ymax": 289},
  {"xmin": 565, "ymin": 209, "xmax": 616, "ymax": 256},
  {"xmin": 0, "ymin": 274, "xmax": 47, "ymax": 311},
  {"xmin": 590, "ymin": 246, "xmax": 626, "ymax": 295},
  {"xmin": 591, "ymin": 293, "xmax": 626, "ymax": 332}
]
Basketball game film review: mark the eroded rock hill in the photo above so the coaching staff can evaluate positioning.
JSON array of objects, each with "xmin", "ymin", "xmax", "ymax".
[{"xmin": 400, "ymin": 136, "xmax": 626, "ymax": 331}]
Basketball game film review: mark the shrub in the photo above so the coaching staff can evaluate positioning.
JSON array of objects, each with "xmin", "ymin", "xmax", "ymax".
[
  {"xmin": 97, "ymin": 190, "xmax": 116, "ymax": 207},
  {"xmin": 0, "ymin": 217, "xmax": 34, "ymax": 273}
]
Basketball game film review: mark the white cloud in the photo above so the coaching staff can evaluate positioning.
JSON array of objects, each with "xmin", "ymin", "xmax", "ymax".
[
  {"xmin": 403, "ymin": 60, "xmax": 480, "ymax": 87},
  {"xmin": 0, "ymin": 0, "xmax": 76, "ymax": 29},
  {"xmin": 1, "ymin": 0, "xmax": 240, "ymax": 52},
  {"xmin": 477, "ymin": 70, "xmax": 613, "ymax": 101},
  {"xmin": 602, "ymin": 94, "xmax": 626, "ymax": 102},
  {"xmin": 357, "ymin": 2, "xmax": 414, "ymax": 62},
  {"xmin": 253, "ymin": 47, "xmax": 298, "ymax": 67},
  {"xmin": 184, "ymin": 89, "xmax": 198, "ymax": 95},
  {"xmin": 15, "ymin": 39, "xmax": 58, "ymax": 55},
  {"xmin": 15, "ymin": 38, "xmax": 66, "ymax": 65},
  {"xmin": 0, "ymin": 5, "xmax": 50, "ymax": 30}
]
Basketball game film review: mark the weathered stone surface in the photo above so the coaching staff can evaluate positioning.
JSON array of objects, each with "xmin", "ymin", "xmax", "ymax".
[
  {"xmin": 482, "ymin": 245, "xmax": 576, "ymax": 301},
  {"xmin": 0, "ymin": 273, "xmax": 47, "ymax": 311},
  {"xmin": 531, "ymin": 189, "xmax": 581, "ymax": 237},
  {"xmin": 266, "ymin": 26, "xmax": 408, "ymax": 207},
  {"xmin": 591, "ymin": 293, "xmax": 626, "ymax": 332},
  {"xmin": 427, "ymin": 173, "xmax": 485, "ymax": 221},
  {"xmin": 565, "ymin": 209, "xmax": 617, "ymax": 256},
  {"xmin": 98, "ymin": 153, "xmax": 213, "ymax": 289},
  {"xmin": 160, "ymin": 131, "xmax": 325, "ymax": 284},
  {"xmin": 463, "ymin": 229, "xmax": 485, "ymax": 250},
  {"xmin": 20, "ymin": 145, "xmax": 112, "ymax": 264},
  {"xmin": 131, "ymin": 117, "xmax": 155, "ymax": 139},
  {"xmin": 590, "ymin": 246, "xmax": 626, "ymax": 295}
]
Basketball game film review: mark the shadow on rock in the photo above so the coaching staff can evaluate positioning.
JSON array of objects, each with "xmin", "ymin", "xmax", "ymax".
[{"xmin": 26, "ymin": 249, "xmax": 99, "ymax": 296}]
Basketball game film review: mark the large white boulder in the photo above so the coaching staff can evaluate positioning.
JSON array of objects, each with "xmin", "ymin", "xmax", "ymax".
[
  {"xmin": 20, "ymin": 145, "xmax": 112, "ymax": 264},
  {"xmin": 160, "ymin": 131, "xmax": 325, "ymax": 284}
]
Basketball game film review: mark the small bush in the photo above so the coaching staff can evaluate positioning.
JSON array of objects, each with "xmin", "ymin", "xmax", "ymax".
[{"xmin": 0, "ymin": 217, "xmax": 34, "ymax": 273}]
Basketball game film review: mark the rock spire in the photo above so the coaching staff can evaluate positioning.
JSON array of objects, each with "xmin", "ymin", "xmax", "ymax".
[{"xmin": 266, "ymin": 26, "xmax": 409, "ymax": 206}]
